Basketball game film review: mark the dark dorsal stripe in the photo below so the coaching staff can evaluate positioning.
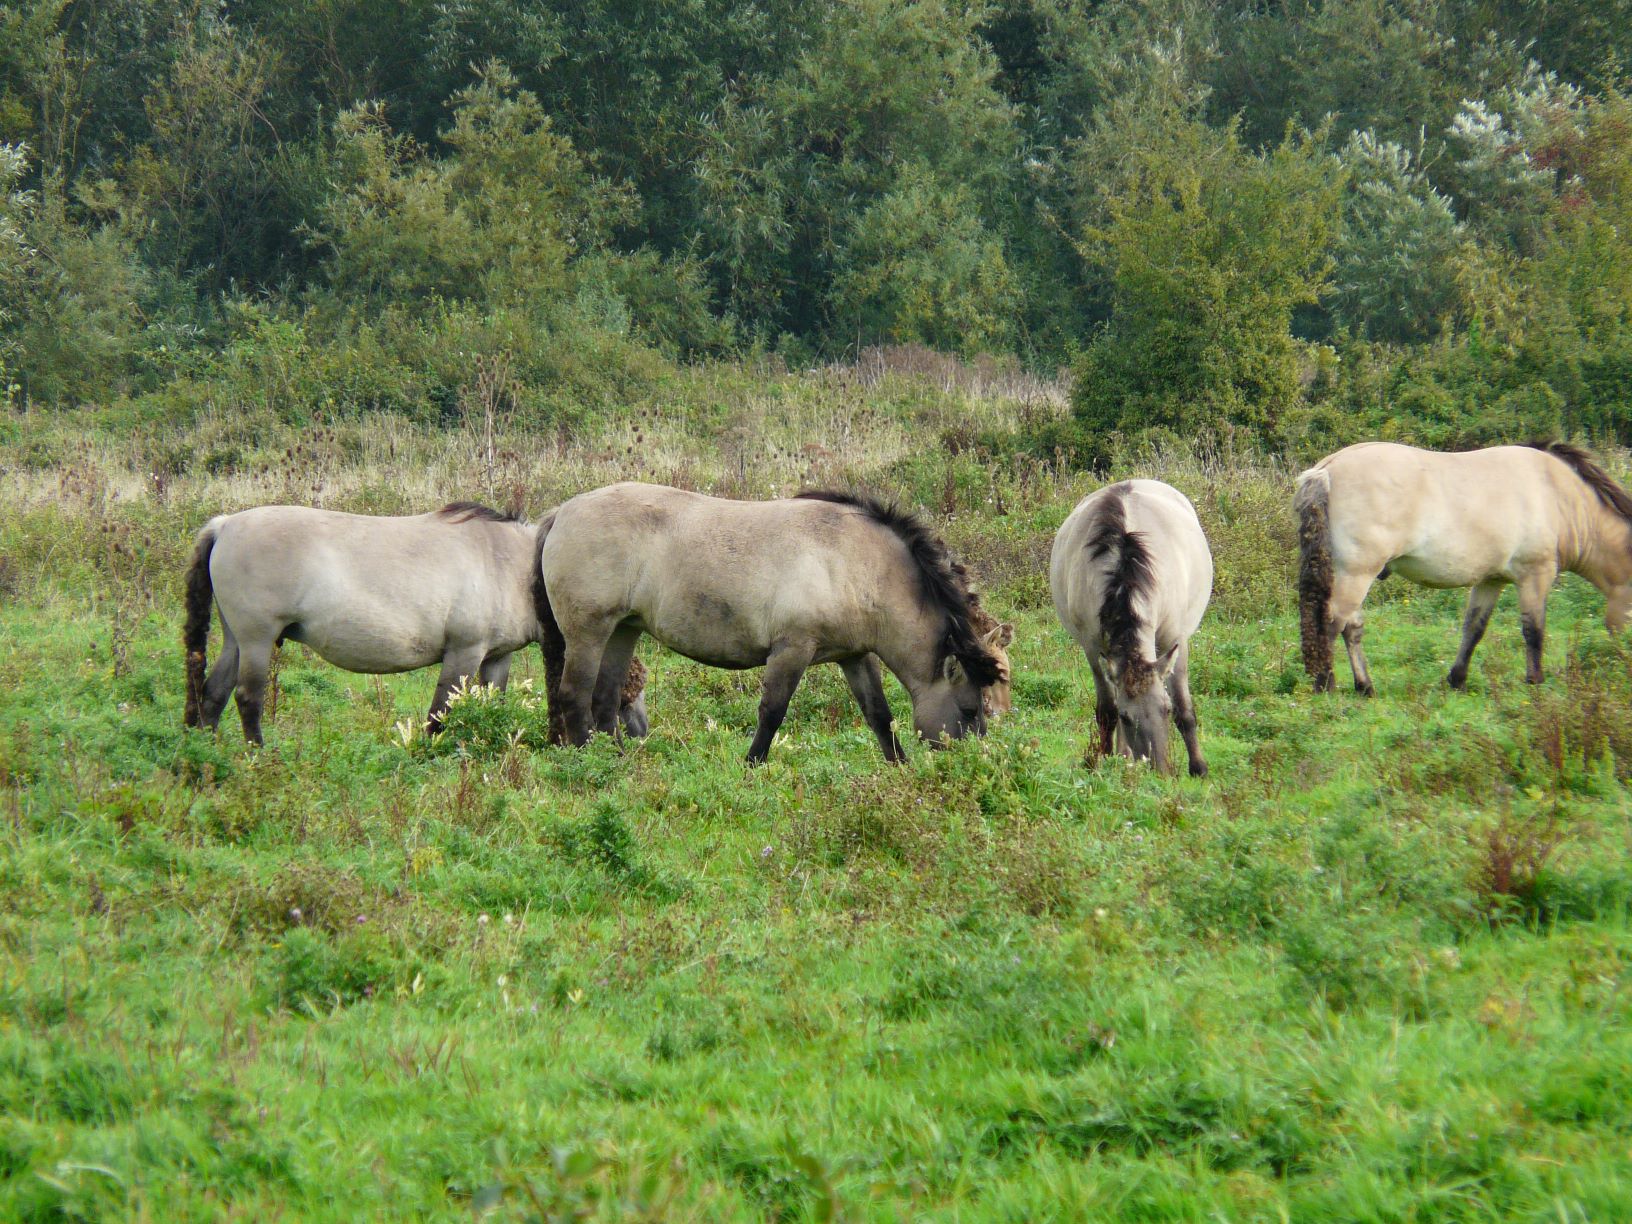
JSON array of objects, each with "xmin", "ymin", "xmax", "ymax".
[
  {"xmin": 1086, "ymin": 482, "xmax": 1157, "ymax": 689},
  {"xmin": 1526, "ymin": 441, "xmax": 1632, "ymax": 523},
  {"xmin": 796, "ymin": 489, "xmax": 1002, "ymax": 686},
  {"xmin": 438, "ymin": 500, "xmax": 523, "ymax": 524}
]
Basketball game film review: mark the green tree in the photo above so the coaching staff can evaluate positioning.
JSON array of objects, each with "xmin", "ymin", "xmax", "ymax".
[
  {"xmin": 1071, "ymin": 114, "xmax": 1344, "ymax": 443},
  {"xmin": 1330, "ymin": 130, "xmax": 1470, "ymax": 342},
  {"xmin": 830, "ymin": 165, "xmax": 1020, "ymax": 354}
]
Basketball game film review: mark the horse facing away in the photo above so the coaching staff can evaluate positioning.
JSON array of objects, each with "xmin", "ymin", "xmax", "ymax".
[
  {"xmin": 1296, "ymin": 442, "xmax": 1632, "ymax": 694},
  {"xmin": 535, "ymin": 483, "xmax": 1004, "ymax": 764},
  {"xmin": 183, "ymin": 502, "xmax": 647, "ymax": 744},
  {"xmin": 1050, "ymin": 480, "xmax": 1213, "ymax": 776}
]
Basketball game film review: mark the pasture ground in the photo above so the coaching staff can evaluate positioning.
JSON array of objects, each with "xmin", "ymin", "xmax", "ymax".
[{"xmin": 2, "ymin": 370, "xmax": 1631, "ymax": 1221}]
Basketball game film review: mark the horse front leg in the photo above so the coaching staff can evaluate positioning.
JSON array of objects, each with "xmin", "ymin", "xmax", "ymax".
[
  {"xmin": 1089, "ymin": 658, "xmax": 1117, "ymax": 762},
  {"xmin": 1447, "ymin": 580, "xmax": 1504, "ymax": 690},
  {"xmin": 840, "ymin": 654, "xmax": 905, "ymax": 762},
  {"xmin": 1167, "ymin": 643, "xmax": 1206, "ymax": 778},
  {"xmin": 746, "ymin": 639, "xmax": 817, "ymax": 765},
  {"xmin": 1518, "ymin": 570, "xmax": 1555, "ymax": 684},
  {"xmin": 427, "ymin": 646, "xmax": 487, "ymax": 733}
]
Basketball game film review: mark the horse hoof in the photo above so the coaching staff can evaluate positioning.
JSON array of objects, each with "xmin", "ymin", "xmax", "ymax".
[
  {"xmin": 1189, "ymin": 760, "xmax": 1208, "ymax": 778},
  {"xmin": 1313, "ymin": 671, "xmax": 1336, "ymax": 693},
  {"xmin": 1446, "ymin": 670, "xmax": 1466, "ymax": 691},
  {"xmin": 1355, "ymin": 681, "xmax": 1374, "ymax": 697}
]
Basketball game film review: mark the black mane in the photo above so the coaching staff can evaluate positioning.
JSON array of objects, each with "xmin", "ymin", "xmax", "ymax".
[
  {"xmin": 1527, "ymin": 441, "xmax": 1632, "ymax": 523},
  {"xmin": 796, "ymin": 489, "xmax": 1001, "ymax": 686},
  {"xmin": 438, "ymin": 500, "xmax": 524, "ymax": 524},
  {"xmin": 1086, "ymin": 482, "xmax": 1157, "ymax": 689}
]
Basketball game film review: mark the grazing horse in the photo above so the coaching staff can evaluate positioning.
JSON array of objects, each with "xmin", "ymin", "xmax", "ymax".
[
  {"xmin": 1050, "ymin": 480, "xmax": 1213, "ymax": 776},
  {"xmin": 1296, "ymin": 442, "xmax": 1632, "ymax": 694},
  {"xmin": 183, "ymin": 502, "xmax": 647, "ymax": 744},
  {"xmin": 967, "ymin": 596, "xmax": 1016, "ymax": 718},
  {"xmin": 535, "ymin": 483, "xmax": 1003, "ymax": 763}
]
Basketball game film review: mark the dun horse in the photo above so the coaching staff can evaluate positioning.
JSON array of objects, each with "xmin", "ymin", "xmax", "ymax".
[
  {"xmin": 182, "ymin": 502, "xmax": 647, "ymax": 743},
  {"xmin": 1050, "ymin": 480, "xmax": 1213, "ymax": 776},
  {"xmin": 1297, "ymin": 441, "xmax": 1632, "ymax": 694},
  {"xmin": 535, "ymin": 483, "xmax": 1003, "ymax": 763}
]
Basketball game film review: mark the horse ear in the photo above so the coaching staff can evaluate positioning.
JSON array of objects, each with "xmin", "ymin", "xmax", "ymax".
[
  {"xmin": 995, "ymin": 621, "xmax": 1014, "ymax": 648},
  {"xmin": 941, "ymin": 654, "xmax": 965, "ymax": 683}
]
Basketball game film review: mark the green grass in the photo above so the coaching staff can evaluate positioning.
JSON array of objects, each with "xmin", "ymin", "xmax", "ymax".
[{"xmin": 3, "ymin": 381, "xmax": 1631, "ymax": 1220}]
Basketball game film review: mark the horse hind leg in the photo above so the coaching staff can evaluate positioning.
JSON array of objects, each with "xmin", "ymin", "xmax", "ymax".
[
  {"xmin": 1325, "ymin": 571, "xmax": 1379, "ymax": 695},
  {"xmin": 590, "ymin": 624, "xmax": 643, "ymax": 738},
  {"xmin": 1447, "ymin": 580, "xmax": 1504, "ymax": 690},
  {"xmin": 198, "ymin": 622, "xmax": 241, "ymax": 730},
  {"xmin": 233, "ymin": 634, "xmax": 276, "ymax": 746},
  {"xmin": 479, "ymin": 653, "xmax": 512, "ymax": 690}
]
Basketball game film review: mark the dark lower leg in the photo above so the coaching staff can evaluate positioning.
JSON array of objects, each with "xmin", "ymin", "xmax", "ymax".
[
  {"xmin": 1170, "ymin": 664, "xmax": 1206, "ymax": 778},
  {"xmin": 234, "ymin": 645, "xmax": 272, "ymax": 746},
  {"xmin": 1522, "ymin": 613, "xmax": 1545, "ymax": 684},
  {"xmin": 1092, "ymin": 681, "xmax": 1117, "ymax": 761},
  {"xmin": 841, "ymin": 655, "xmax": 904, "ymax": 762},
  {"xmin": 591, "ymin": 627, "xmax": 642, "ymax": 737},
  {"xmin": 200, "ymin": 645, "xmax": 239, "ymax": 729},
  {"xmin": 747, "ymin": 641, "xmax": 815, "ymax": 764},
  {"xmin": 556, "ymin": 642, "xmax": 607, "ymax": 746},
  {"xmin": 1448, "ymin": 584, "xmax": 1501, "ymax": 689},
  {"xmin": 426, "ymin": 649, "xmax": 485, "ymax": 733}
]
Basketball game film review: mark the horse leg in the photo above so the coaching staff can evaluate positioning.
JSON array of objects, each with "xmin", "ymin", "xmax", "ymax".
[
  {"xmin": 479, "ymin": 653, "xmax": 512, "ymax": 691},
  {"xmin": 198, "ymin": 621, "xmax": 240, "ymax": 730},
  {"xmin": 427, "ymin": 645, "xmax": 487, "ymax": 733},
  {"xmin": 1167, "ymin": 643, "xmax": 1206, "ymax": 778},
  {"xmin": 557, "ymin": 630, "xmax": 614, "ymax": 747},
  {"xmin": 1447, "ymin": 580, "xmax": 1504, "ymax": 690},
  {"xmin": 840, "ymin": 654, "xmax": 905, "ymax": 763},
  {"xmin": 1341, "ymin": 615, "xmax": 1374, "ymax": 696},
  {"xmin": 591, "ymin": 625, "xmax": 643, "ymax": 737},
  {"xmin": 1325, "ymin": 572, "xmax": 1378, "ymax": 694},
  {"xmin": 1090, "ymin": 658, "xmax": 1118, "ymax": 760},
  {"xmin": 1518, "ymin": 569, "xmax": 1555, "ymax": 684},
  {"xmin": 746, "ymin": 638, "xmax": 817, "ymax": 765},
  {"xmin": 233, "ymin": 635, "xmax": 275, "ymax": 746}
]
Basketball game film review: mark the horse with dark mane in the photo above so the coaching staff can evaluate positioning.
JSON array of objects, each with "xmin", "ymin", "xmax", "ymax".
[
  {"xmin": 1050, "ymin": 480, "xmax": 1213, "ymax": 776},
  {"xmin": 183, "ymin": 502, "xmax": 646, "ymax": 743},
  {"xmin": 1296, "ymin": 441, "xmax": 1632, "ymax": 694},
  {"xmin": 535, "ymin": 483, "xmax": 1002, "ymax": 763}
]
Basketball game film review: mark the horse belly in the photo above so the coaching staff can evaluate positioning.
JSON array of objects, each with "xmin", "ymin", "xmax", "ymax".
[{"xmin": 293, "ymin": 611, "xmax": 448, "ymax": 675}]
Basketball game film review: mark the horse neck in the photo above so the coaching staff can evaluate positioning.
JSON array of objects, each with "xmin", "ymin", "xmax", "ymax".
[
  {"xmin": 1567, "ymin": 496, "xmax": 1632, "ymax": 591},
  {"xmin": 870, "ymin": 601, "xmax": 946, "ymax": 697}
]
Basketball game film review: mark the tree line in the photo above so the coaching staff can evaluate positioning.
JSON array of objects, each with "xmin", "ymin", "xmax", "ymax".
[{"xmin": 3, "ymin": 0, "xmax": 1631, "ymax": 451}]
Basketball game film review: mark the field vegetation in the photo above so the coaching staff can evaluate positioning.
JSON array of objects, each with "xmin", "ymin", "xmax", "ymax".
[{"xmin": 4, "ymin": 365, "xmax": 1632, "ymax": 1219}]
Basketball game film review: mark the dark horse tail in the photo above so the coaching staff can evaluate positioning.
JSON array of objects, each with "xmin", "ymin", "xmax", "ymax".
[
  {"xmin": 1294, "ymin": 467, "xmax": 1334, "ymax": 691},
  {"xmin": 531, "ymin": 512, "xmax": 569, "ymax": 744},
  {"xmin": 182, "ymin": 520, "xmax": 220, "ymax": 726}
]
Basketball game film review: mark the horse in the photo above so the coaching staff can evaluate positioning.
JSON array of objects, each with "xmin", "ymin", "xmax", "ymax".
[
  {"xmin": 1050, "ymin": 480, "xmax": 1213, "ymax": 776},
  {"xmin": 534, "ymin": 483, "xmax": 1004, "ymax": 764},
  {"xmin": 1296, "ymin": 441, "xmax": 1632, "ymax": 694},
  {"xmin": 967, "ymin": 595, "xmax": 1015, "ymax": 717},
  {"xmin": 182, "ymin": 502, "xmax": 647, "ymax": 744}
]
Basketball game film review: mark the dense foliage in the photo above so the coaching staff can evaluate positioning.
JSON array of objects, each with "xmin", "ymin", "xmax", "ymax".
[{"xmin": 4, "ymin": 0, "xmax": 1632, "ymax": 447}]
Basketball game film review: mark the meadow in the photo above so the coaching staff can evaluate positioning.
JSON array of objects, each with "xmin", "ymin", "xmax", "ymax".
[{"xmin": 2, "ymin": 364, "xmax": 1631, "ymax": 1221}]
